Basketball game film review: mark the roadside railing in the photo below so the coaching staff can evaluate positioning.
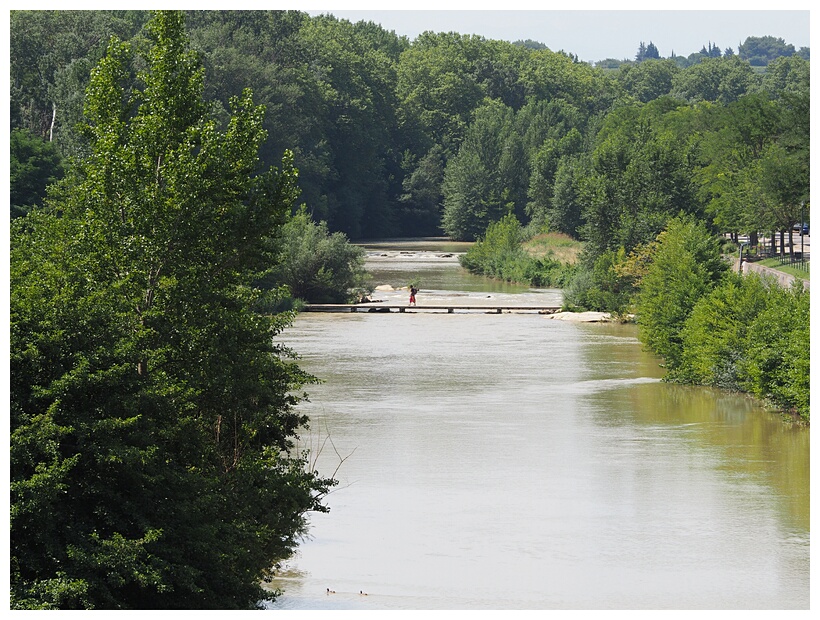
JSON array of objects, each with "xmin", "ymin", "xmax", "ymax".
[{"xmin": 778, "ymin": 252, "xmax": 810, "ymax": 272}]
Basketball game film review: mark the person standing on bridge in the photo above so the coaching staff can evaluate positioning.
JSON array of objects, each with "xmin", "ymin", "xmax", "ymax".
[{"xmin": 409, "ymin": 286, "xmax": 418, "ymax": 306}]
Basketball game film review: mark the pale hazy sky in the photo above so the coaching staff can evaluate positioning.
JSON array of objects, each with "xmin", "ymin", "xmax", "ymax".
[{"xmin": 300, "ymin": 4, "xmax": 811, "ymax": 63}]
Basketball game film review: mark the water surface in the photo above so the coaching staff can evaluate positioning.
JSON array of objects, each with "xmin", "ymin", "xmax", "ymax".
[{"xmin": 266, "ymin": 244, "xmax": 809, "ymax": 610}]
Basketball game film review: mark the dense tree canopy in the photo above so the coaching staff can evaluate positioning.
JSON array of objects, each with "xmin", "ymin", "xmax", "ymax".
[
  {"xmin": 10, "ymin": 9, "xmax": 809, "ymax": 247},
  {"xmin": 10, "ymin": 128, "xmax": 65, "ymax": 218}
]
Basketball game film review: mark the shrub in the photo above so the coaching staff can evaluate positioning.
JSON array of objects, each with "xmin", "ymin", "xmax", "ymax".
[
  {"xmin": 742, "ymin": 282, "xmax": 810, "ymax": 418},
  {"xmin": 265, "ymin": 208, "xmax": 372, "ymax": 303},
  {"xmin": 562, "ymin": 248, "xmax": 636, "ymax": 313},
  {"xmin": 677, "ymin": 272, "xmax": 769, "ymax": 386},
  {"xmin": 635, "ymin": 215, "xmax": 728, "ymax": 369},
  {"xmin": 460, "ymin": 214, "xmax": 576, "ymax": 287}
]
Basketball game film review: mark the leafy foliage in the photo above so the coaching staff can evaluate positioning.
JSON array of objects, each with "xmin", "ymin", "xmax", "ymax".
[
  {"xmin": 741, "ymin": 282, "xmax": 810, "ymax": 418},
  {"xmin": 11, "ymin": 12, "xmax": 334, "ymax": 609},
  {"xmin": 562, "ymin": 248, "xmax": 634, "ymax": 313},
  {"xmin": 634, "ymin": 216, "xmax": 728, "ymax": 371},
  {"xmin": 676, "ymin": 272, "xmax": 809, "ymax": 419},
  {"xmin": 264, "ymin": 207, "xmax": 372, "ymax": 303},
  {"xmin": 677, "ymin": 272, "xmax": 770, "ymax": 388},
  {"xmin": 739, "ymin": 35, "xmax": 797, "ymax": 66},
  {"xmin": 10, "ymin": 128, "xmax": 65, "ymax": 218},
  {"xmin": 460, "ymin": 214, "xmax": 576, "ymax": 287}
]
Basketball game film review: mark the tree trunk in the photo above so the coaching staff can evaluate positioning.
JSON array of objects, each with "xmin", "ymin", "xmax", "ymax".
[{"xmin": 49, "ymin": 102, "xmax": 56, "ymax": 142}]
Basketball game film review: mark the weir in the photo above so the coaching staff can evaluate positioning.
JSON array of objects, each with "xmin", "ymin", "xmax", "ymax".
[{"xmin": 302, "ymin": 304, "xmax": 562, "ymax": 314}]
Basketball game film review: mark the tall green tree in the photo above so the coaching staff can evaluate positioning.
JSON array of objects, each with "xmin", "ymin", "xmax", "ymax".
[
  {"xmin": 579, "ymin": 98, "xmax": 703, "ymax": 258},
  {"xmin": 11, "ymin": 11, "xmax": 333, "ymax": 609},
  {"xmin": 617, "ymin": 58, "xmax": 679, "ymax": 103},
  {"xmin": 738, "ymin": 35, "xmax": 796, "ymax": 66},
  {"xmin": 545, "ymin": 152, "xmax": 588, "ymax": 238},
  {"xmin": 396, "ymin": 31, "xmax": 487, "ymax": 155},
  {"xmin": 441, "ymin": 100, "xmax": 516, "ymax": 240},
  {"xmin": 398, "ymin": 144, "xmax": 446, "ymax": 235}
]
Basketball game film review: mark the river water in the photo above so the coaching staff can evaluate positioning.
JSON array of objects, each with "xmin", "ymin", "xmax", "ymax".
[{"xmin": 266, "ymin": 240, "xmax": 809, "ymax": 610}]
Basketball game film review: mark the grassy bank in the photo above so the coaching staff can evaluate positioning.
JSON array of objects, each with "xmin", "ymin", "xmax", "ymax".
[{"xmin": 755, "ymin": 258, "xmax": 810, "ymax": 280}]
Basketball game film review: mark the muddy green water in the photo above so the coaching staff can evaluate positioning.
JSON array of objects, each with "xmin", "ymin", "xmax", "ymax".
[{"xmin": 266, "ymin": 242, "xmax": 809, "ymax": 610}]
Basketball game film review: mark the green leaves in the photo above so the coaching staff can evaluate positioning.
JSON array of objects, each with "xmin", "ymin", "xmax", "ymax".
[
  {"xmin": 265, "ymin": 207, "xmax": 371, "ymax": 303},
  {"xmin": 676, "ymin": 273, "xmax": 810, "ymax": 419},
  {"xmin": 10, "ymin": 128, "xmax": 65, "ymax": 218},
  {"xmin": 11, "ymin": 11, "xmax": 332, "ymax": 609},
  {"xmin": 635, "ymin": 215, "xmax": 727, "ymax": 369}
]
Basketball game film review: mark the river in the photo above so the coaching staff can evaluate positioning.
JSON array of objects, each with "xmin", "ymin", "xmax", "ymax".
[{"xmin": 266, "ymin": 240, "xmax": 809, "ymax": 610}]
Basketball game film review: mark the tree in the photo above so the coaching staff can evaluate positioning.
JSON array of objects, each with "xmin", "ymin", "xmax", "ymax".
[
  {"xmin": 579, "ymin": 98, "xmax": 703, "ymax": 259},
  {"xmin": 296, "ymin": 14, "xmax": 405, "ymax": 238},
  {"xmin": 694, "ymin": 93, "xmax": 781, "ymax": 237},
  {"xmin": 546, "ymin": 152, "xmax": 587, "ymax": 238},
  {"xmin": 742, "ymin": 282, "xmax": 810, "ymax": 419},
  {"xmin": 11, "ymin": 11, "xmax": 333, "ymax": 609},
  {"xmin": 519, "ymin": 47, "xmax": 618, "ymax": 117},
  {"xmin": 398, "ymin": 144, "xmax": 446, "ymax": 235},
  {"xmin": 617, "ymin": 58, "xmax": 679, "ymax": 103},
  {"xmin": 265, "ymin": 208, "xmax": 372, "ymax": 303},
  {"xmin": 527, "ymin": 127, "xmax": 584, "ymax": 232},
  {"xmin": 671, "ymin": 56, "xmax": 757, "ymax": 104},
  {"xmin": 10, "ymin": 128, "xmax": 65, "ymax": 218},
  {"xmin": 677, "ymin": 272, "xmax": 769, "ymax": 388},
  {"xmin": 635, "ymin": 41, "xmax": 660, "ymax": 62},
  {"xmin": 396, "ymin": 31, "xmax": 486, "ymax": 154},
  {"xmin": 759, "ymin": 55, "xmax": 810, "ymax": 97},
  {"xmin": 738, "ymin": 35, "xmax": 795, "ymax": 66},
  {"xmin": 441, "ymin": 100, "xmax": 516, "ymax": 240},
  {"xmin": 10, "ymin": 10, "xmax": 147, "ymax": 147},
  {"xmin": 635, "ymin": 216, "xmax": 727, "ymax": 372}
]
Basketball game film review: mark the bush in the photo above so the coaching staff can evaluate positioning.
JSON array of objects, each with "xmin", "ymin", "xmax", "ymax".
[
  {"xmin": 460, "ymin": 214, "xmax": 576, "ymax": 287},
  {"xmin": 265, "ymin": 208, "xmax": 372, "ymax": 303},
  {"xmin": 677, "ymin": 272, "xmax": 769, "ymax": 387},
  {"xmin": 635, "ymin": 215, "xmax": 728, "ymax": 369},
  {"xmin": 562, "ymin": 247, "xmax": 637, "ymax": 313},
  {"xmin": 742, "ymin": 282, "xmax": 810, "ymax": 418}
]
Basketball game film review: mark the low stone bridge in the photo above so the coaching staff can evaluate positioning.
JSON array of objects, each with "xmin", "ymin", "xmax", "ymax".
[{"xmin": 301, "ymin": 304, "xmax": 562, "ymax": 314}]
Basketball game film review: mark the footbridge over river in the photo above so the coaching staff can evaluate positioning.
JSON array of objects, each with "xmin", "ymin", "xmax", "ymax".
[{"xmin": 302, "ymin": 303, "xmax": 562, "ymax": 314}]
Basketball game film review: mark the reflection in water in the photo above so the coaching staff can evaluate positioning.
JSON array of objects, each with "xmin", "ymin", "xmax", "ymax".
[{"xmin": 266, "ymin": 246, "xmax": 808, "ymax": 610}]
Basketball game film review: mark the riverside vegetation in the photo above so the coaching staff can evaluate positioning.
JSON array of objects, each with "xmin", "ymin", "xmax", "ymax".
[
  {"xmin": 10, "ymin": 13, "xmax": 336, "ymax": 609},
  {"xmin": 10, "ymin": 9, "xmax": 809, "ymax": 609},
  {"xmin": 462, "ymin": 213, "xmax": 809, "ymax": 421}
]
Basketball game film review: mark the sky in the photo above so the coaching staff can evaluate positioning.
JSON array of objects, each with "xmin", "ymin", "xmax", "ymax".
[{"xmin": 300, "ymin": 4, "xmax": 811, "ymax": 63}]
